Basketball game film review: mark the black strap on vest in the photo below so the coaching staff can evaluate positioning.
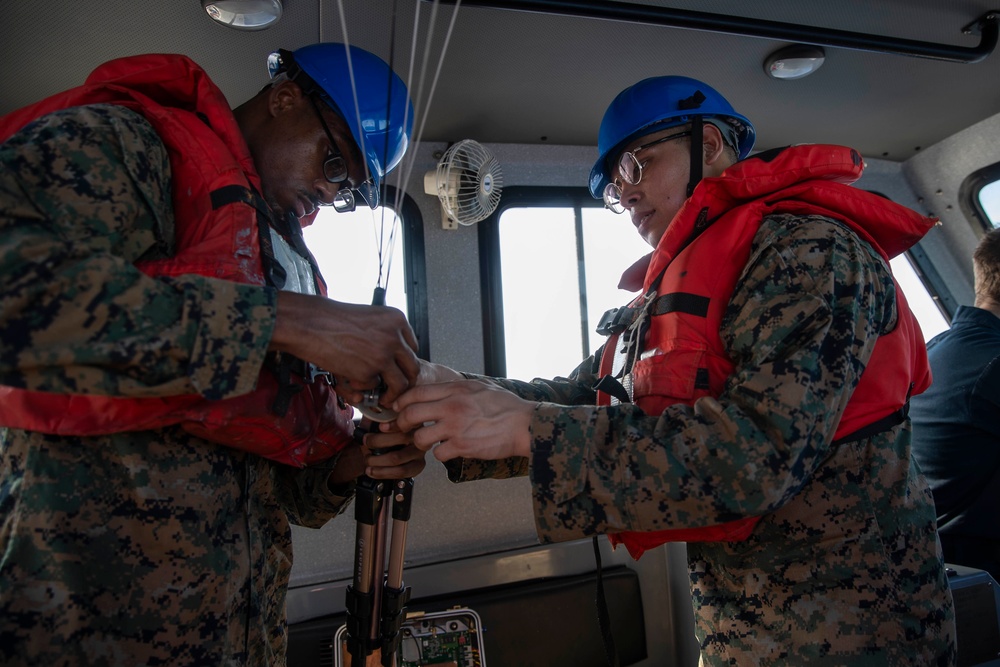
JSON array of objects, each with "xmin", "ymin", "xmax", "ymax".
[
  {"xmin": 593, "ymin": 375, "xmax": 631, "ymax": 404},
  {"xmin": 688, "ymin": 115, "xmax": 703, "ymax": 198},
  {"xmin": 595, "ymin": 292, "xmax": 710, "ymax": 337},
  {"xmin": 269, "ymin": 353, "xmax": 304, "ymax": 417},
  {"xmin": 210, "ymin": 184, "xmax": 288, "ymax": 289},
  {"xmin": 209, "ymin": 183, "xmax": 331, "ymax": 417},
  {"xmin": 831, "ymin": 383, "xmax": 914, "ymax": 447},
  {"xmin": 593, "ymin": 279, "xmax": 713, "ymax": 403},
  {"xmin": 273, "ymin": 209, "xmax": 327, "ymax": 292}
]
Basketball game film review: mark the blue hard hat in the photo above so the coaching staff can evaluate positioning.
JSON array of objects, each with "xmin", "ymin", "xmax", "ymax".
[
  {"xmin": 268, "ymin": 43, "xmax": 414, "ymax": 208},
  {"xmin": 588, "ymin": 76, "xmax": 755, "ymax": 199}
]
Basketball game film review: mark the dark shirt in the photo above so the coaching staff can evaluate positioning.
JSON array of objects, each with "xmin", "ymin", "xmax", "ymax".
[{"xmin": 911, "ymin": 305, "xmax": 1000, "ymax": 580}]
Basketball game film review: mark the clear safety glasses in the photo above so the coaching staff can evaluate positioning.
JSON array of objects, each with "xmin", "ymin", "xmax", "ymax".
[{"xmin": 602, "ymin": 130, "xmax": 691, "ymax": 213}]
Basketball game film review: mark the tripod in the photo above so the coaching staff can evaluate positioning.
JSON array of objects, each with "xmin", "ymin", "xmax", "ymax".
[
  {"xmin": 344, "ymin": 286, "xmax": 416, "ymax": 666},
  {"xmin": 344, "ymin": 421, "xmax": 414, "ymax": 667}
]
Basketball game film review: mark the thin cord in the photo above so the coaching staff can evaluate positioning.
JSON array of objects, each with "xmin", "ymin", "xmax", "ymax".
[
  {"xmin": 327, "ymin": 1, "xmax": 462, "ymax": 299},
  {"xmin": 334, "ymin": 0, "xmax": 387, "ymax": 291},
  {"xmin": 396, "ymin": 1, "xmax": 463, "ymax": 198},
  {"xmin": 379, "ymin": 0, "xmax": 402, "ymax": 290},
  {"xmin": 335, "ymin": 1, "xmax": 373, "ymax": 191},
  {"xmin": 386, "ymin": 0, "xmax": 463, "ymax": 293},
  {"xmin": 390, "ymin": 0, "xmax": 423, "ymax": 219}
]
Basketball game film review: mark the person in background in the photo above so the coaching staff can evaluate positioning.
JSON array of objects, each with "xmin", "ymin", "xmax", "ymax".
[
  {"xmin": 911, "ymin": 228, "xmax": 1000, "ymax": 582},
  {"xmin": 0, "ymin": 43, "xmax": 424, "ymax": 666},
  {"xmin": 391, "ymin": 76, "xmax": 957, "ymax": 665}
]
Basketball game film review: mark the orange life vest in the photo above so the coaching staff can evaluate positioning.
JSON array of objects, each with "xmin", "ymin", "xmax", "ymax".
[
  {"xmin": 596, "ymin": 145, "xmax": 933, "ymax": 558},
  {"xmin": 0, "ymin": 54, "xmax": 354, "ymax": 467}
]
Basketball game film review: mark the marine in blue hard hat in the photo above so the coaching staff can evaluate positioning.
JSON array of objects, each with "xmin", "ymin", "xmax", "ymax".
[
  {"xmin": 249, "ymin": 43, "xmax": 413, "ymax": 215},
  {"xmin": 388, "ymin": 72, "xmax": 957, "ymax": 667},
  {"xmin": 589, "ymin": 76, "xmax": 754, "ymax": 221},
  {"xmin": 0, "ymin": 42, "xmax": 427, "ymax": 667}
]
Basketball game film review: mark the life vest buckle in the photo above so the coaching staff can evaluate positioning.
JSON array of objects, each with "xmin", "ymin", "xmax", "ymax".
[{"xmin": 596, "ymin": 306, "xmax": 635, "ymax": 336}]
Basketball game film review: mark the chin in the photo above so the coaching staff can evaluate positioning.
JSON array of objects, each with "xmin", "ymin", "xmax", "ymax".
[{"xmin": 268, "ymin": 198, "xmax": 290, "ymax": 218}]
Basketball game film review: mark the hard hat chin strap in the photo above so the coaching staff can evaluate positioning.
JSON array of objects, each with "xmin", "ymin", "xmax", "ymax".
[{"xmin": 687, "ymin": 115, "xmax": 703, "ymax": 198}]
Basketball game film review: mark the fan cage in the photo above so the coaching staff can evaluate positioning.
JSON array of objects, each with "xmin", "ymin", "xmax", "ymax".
[{"xmin": 435, "ymin": 139, "xmax": 504, "ymax": 225}]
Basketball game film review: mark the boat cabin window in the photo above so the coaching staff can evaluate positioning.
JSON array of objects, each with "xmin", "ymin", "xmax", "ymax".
[
  {"xmin": 304, "ymin": 190, "xmax": 429, "ymax": 360},
  {"xmin": 481, "ymin": 188, "xmax": 646, "ymax": 379},
  {"xmin": 961, "ymin": 162, "xmax": 1000, "ymax": 231},
  {"xmin": 980, "ymin": 179, "xmax": 1000, "ymax": 227},
  {"xmin": 890, "ymin": 254, "xmax": 950, "ymax": 340}
]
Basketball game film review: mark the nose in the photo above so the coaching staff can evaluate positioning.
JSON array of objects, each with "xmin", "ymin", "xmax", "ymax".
[
  {"xmin": 619, "ymin": 180, "xmax": 642, "ymax": 210},
  {"xmin": 314, "ymin": 178, "xmax": 339, "ymax": 206}
]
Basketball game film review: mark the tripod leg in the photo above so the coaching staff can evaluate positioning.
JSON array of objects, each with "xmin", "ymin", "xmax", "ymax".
[
  {"xmin": 380, "ymin": 479, "xmax": 414, "ymax": 667},
  {"xmin": 369, "ymin": 496, "xmax": 391, "ymax": 645},
  {"xmin": 346, "ymin": 475, "xmax": 385, "ymax": 667}
]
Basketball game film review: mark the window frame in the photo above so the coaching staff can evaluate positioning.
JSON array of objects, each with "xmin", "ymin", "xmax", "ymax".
[
  {"xmin": 306, "ymin": 185, "xmax": 430, "ymax": 361},
  {"xmin": 959, "ymin": 161, "xmax": 1000, "ymax": 231},
  {"xmin": 477, "ymin": 186, "xmax": 607, "ymax": 377},
  {"xmin": 393, "ymin": 188, "xmax": 431, "ymax": 361}
]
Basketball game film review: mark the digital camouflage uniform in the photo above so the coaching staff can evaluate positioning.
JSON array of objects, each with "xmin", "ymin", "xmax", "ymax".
[
  {"xmin": 448, "ymin": 214, "xmax": 957, "ymax": 665},
  {"xmin": 0, "ymin": 105, "xmax": 354, "ymax": 666}
]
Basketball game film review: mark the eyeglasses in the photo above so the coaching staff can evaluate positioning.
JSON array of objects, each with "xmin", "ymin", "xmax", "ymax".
[
  {"xmin": 307, "ymin": 95, "xmax": 367, "ymax": 213},
  {"xmin": 602, "ymin": 130, "xmax": 692, "ymax": 214},
  {"xmin": 308, "ymin": 96, "xmax": 350, "ymax": 184}
]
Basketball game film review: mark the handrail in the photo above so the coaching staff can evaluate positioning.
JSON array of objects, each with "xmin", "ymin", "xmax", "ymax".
[{"xmin": 427, "ymin": 0, "xmax": 999, "ymax": 64}]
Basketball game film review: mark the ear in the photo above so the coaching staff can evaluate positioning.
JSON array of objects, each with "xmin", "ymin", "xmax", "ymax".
[
  {"xmin": 702, "ymin": 123, "xmax": 728, "ymax": 166},
  {"xmin": 267, "ymin": 79, "xmax": 306, "ymax": 118}
]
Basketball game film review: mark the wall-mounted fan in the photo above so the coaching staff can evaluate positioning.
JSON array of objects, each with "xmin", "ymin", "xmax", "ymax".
[{"xmin": 424, "ymin": 139, "xmax": 503, "ymax": 229}]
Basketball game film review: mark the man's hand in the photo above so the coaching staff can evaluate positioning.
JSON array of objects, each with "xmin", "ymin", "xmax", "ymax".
[
  {"xmin": 270, "ymin": 292, "xmax": 420, "ymax": 405},
  {"xmin": 327, "ymin": 424, "xmax": 427, "ymax": 487},
  {"xmin": 391, "ymin": 380, "xmax": 534, "ymax": 461},
  {"xmin": 363, "ymin": 426, "xmax": 427, "ymax": 479},
  {"xmin": 414, "ymin": 359, "xmax": 464, "ymax": 385}
]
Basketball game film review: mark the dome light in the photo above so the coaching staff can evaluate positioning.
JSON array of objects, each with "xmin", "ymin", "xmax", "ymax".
[
  {"xmin": 764, "ymin": 45, "xmax": 826, "ymax": 80},
  {"xmin": 203, "ymin": 0, "xmax": 283, "ymax": 31}
]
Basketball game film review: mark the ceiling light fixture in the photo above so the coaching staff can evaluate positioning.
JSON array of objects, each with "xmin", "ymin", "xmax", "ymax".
[
  {"xmin": 764, "ymin": 45, "xmax": 826, "ymax": 80},
  {"xmin": 203, "ymin": 0, "xmax": 283, "ymax": 31}
]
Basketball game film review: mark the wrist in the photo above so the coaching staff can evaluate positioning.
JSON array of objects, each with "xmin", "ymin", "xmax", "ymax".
[
  {"xmin": 270, "ymin": 291, "xmax": 316, "ymax": 354},
  {"xmin": 418, "ymin": 360, "xmax": 464, "ymax": 385}
]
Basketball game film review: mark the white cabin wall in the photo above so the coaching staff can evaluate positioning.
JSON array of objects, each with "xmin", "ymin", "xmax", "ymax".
[{"xmin": 901, "ymin": 110, "xmax": 1000, "ymax": 307}]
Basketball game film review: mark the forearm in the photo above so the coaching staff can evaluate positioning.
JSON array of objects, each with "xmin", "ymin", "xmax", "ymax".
[
  {"xmin": 440, "ymin": 361, "xmax": 600, "ymax": 482},
  {"xmin": 0, "ymin": 193, "xmax": 276, "ymax": 398},
  {"xmin": 462, "ymin": 350, "xmax": 603, "ymax": 405},
  {"xmin": 0, "ymin": 105, "xmax": 274, "ymax": 399},
  {"xmin": 271, "ymin": 455, "xmax": 357, "ymax": 528}
]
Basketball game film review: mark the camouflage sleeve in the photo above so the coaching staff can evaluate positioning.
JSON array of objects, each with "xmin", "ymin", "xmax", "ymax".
[
  {"xmin": 0, "ymin": 104, "xmax": 275, "ymax": 400},
  {"xmin": 529, "ymin": 215, "xmax": 894, "ymax": 542},
  {"xmin": 270, "ymin": 456, "xmax": 356, "ymax": 528},
  {"xmin": 443, "ymin": 349, "xmax": 605, "ymax": 482}
]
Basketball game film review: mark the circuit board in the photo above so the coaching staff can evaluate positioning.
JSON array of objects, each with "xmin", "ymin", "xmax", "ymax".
[{"xmin": 334, "ymin": 607, "xmax": 485, "ymax": 667}]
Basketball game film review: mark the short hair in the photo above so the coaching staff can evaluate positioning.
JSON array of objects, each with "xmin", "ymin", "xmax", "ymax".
[{"xmin": 973, "ymin": 228, "xmax": 1000, "ymax": 302}]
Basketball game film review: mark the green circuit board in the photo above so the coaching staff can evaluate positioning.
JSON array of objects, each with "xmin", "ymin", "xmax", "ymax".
[{"xmin": 335, "ymin": 608, "xmax": 484, "ymax": 667}]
